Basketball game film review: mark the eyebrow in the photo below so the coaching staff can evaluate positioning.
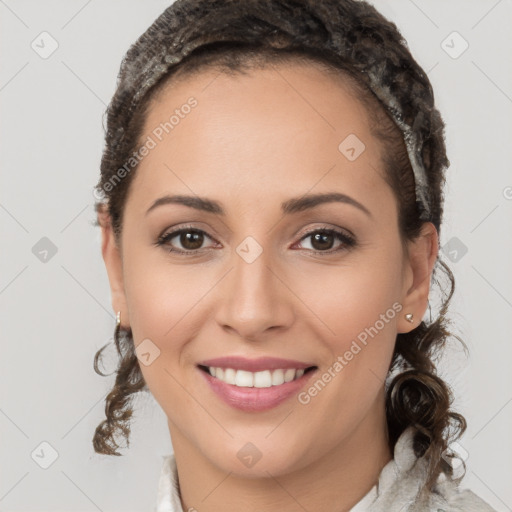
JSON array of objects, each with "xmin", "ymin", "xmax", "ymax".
[{"xmin": 145, "ymin": 192, "xmax": 372, "ymax": 218}]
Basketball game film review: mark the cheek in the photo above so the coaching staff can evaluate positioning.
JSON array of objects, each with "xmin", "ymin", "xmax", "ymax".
[
  {"xmin": 294, "ymin": 251, "xmax": 402, "ymax": 402},
  {"xmin": 296, "ymin": 251, "xmax": 403, "ymax": 344},
  {"xmin": 120, "ymin": 243, "xmax": 232, "ymax": 406},
  {"xmin": 121, "ymin": 233, "xmax": 202, "ymax": 343},
  {"xmin": 123, "ymin": 266, "xmax": 198, "ymax": 415},
  {"xmin": 295, "ymin": 270, "xmax": 400, "ymax": 429},
  {"xmin": 122, "ymin": 230, "xmax": 402, "ymax": 412}
]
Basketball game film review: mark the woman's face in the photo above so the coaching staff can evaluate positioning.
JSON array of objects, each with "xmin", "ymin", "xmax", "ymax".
[{"xmin": 102, "ymin": 61, "xmax": 436, "ymax": 477}]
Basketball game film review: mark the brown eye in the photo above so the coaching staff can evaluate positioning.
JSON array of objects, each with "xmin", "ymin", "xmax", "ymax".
[
  {"xmin": 176, "ymin": 230, "xmax": 205, "ymax": 250},
  {"xmin": 310, "ymin": 232, "xmax": 335, "ymax": 251},
  {"xmin": 157, "ymin": 228, "xmax": 217, "ymax": 254},
  {"xmin": 156, "ymin": 226, "xmax": 356, "ymax": 256},
  {"xmin": 296, "ymin": 228, "xmax": 356, "ymax": 254}
]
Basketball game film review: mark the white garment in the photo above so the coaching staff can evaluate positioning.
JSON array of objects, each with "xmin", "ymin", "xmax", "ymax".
[{"xmin": 154, "ymin": 426, "xmax": 496, "ymax": 512}]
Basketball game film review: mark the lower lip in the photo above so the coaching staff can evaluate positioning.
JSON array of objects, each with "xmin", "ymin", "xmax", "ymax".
[{"xmin": 197, "ymin": 366, "xmax": 317, "ymax": 412}]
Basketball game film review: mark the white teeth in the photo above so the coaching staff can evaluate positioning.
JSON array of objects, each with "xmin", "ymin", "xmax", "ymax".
[
  {"xmin": 224, "ymin": 368, "xmax": 236, "ymax": 385},
  {"xmin": 235, "ymin": 370, "xmax": 254, "ymax": 387},
  {"xmin": 253, "ymin": 370, "xmax": 271, "ymax": 387},
  {"xmin": 271, "ymin": 369, "xmax": 285, "ymax": 386},
  {"xmin": 284, "ymin": 368, "xmax": 296, "ymax": 382},
  {"xmin": 206, "ymin": 366, "xmax": 309, "ymax": 388}
]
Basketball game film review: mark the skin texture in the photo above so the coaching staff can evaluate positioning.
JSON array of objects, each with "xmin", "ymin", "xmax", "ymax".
[{"xmin": 99, "ymin": 62, "xmax": 438, "ymax": 512}]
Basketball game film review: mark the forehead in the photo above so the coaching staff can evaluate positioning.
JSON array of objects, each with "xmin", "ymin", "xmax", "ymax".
[{"xmin": 127, "ymin": 61, "xmax": 388, "ymax": 215}]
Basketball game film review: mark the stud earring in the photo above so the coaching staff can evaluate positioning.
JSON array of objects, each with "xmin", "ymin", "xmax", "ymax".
[{"xmin": 405, "ymin": 313, "xmax": 414, "ymax": 323}]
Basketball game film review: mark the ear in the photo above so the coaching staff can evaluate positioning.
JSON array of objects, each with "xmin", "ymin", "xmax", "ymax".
[
  {"xmin": 397, "ymin": 222, "xmax": 438, "ymax": 333},
  {"xmin": 97, "ymin": 204, "xmax": 130, "ymax": 328}
]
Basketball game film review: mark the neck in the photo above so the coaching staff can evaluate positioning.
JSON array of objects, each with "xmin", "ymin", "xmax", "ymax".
[{"xmin": 169, "ymin": 393, "xmax": 392, "ymax": 512}]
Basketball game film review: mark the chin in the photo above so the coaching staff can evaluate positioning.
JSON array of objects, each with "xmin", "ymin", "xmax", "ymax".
[{"xmin": 203, "ymin": 439, "xmax": 309, "ymax": 479}]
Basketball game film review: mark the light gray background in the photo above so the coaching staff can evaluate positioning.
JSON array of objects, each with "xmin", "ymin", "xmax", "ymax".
[{"xmin": 1, "ymin": 0, "xmax": 511, "ymax": 510}]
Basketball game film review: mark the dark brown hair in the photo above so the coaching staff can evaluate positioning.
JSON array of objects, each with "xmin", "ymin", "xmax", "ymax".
[{"xmin": 92, "ymin": 0, "xmax": 467, "ymax": 494}]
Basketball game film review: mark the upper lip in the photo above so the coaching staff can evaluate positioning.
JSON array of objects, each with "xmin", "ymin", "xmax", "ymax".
[{"xmin": 198, "ymin": 356, "xmax": 317, "ymax": 372}]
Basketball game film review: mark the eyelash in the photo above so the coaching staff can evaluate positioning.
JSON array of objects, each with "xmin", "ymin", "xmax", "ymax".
[{"xmin": 155, "ymin": 224, "xmax": 357, "ymax": 256}]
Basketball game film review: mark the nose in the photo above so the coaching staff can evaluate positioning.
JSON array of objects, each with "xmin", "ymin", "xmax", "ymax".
[{"xmin": 214, "ymin": 242, "xmax": 295, "ymax": 341}]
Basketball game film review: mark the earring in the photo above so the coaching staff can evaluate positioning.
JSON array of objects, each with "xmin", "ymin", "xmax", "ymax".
[
  {"xmin": 405, "ymin": 313, "xmax": 414, "ymax": 323},
  {"xmin": 116, "ymin": 310, "xmax": 121, "ymax": 328}
]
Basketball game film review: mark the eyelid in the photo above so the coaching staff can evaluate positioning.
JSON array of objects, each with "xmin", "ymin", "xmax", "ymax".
[
  {"xmin": 156, "ymin": 225, "xmax": 219, "ymax": 251},
  {"xmin": 156, "ymin": 223, "xmax": 357, "ymax": 255},
  {"xmin": 295, "ymin": 223, "xmax": 356, "ymax": 242},
  {"xmin": 292, "ymin": 227, "xmax": 356, "ymax": 253}
]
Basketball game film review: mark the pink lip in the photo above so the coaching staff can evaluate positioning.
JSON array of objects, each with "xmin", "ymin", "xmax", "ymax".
[
  {"xmin": 197, "ymin": 366, "xmax": 318, "ymax": 412},
  {"xmin": 198, "ymin": 356, "xmax": 316, "ymax": 372}
]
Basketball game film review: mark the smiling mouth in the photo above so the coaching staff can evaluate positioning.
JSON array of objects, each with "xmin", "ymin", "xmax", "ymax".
[{"xmin": 197, "ymin": 364, "xmax": 317, "ymax": 388}]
